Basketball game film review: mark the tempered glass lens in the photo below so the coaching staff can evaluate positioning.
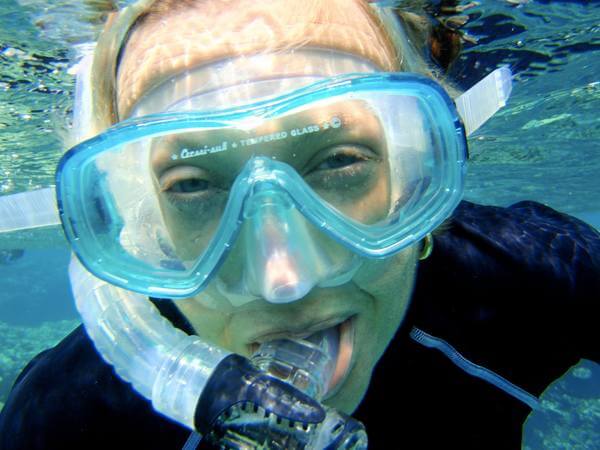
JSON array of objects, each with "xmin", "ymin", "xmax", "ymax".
[{"xmin": 65, "ymin": 86, "xmax": 461, "ymax": 290}]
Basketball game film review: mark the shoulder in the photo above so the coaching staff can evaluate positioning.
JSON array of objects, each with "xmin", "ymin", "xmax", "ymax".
[
  {"xmin": 431, "ymin": 200, "xmax": 600, "ymax": 295},
  {"xmin": 0, "ymin": 326, "xmax": 114, "ymax": 447},
  {"xmin": 452, "ymin": 200, "xmax": 600, "ymax": 252},
  {"xmin": 0, "ymin": 325, "xmax": 188, "ymax": 449},
  {"xmin": 413, "ymin": 200, "xmax": 599, "ymax": 362}
]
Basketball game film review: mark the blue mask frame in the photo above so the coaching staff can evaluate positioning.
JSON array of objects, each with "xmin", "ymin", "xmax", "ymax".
[{"xmin": 56, "ymin": 72, "xmax": 467, "ymax": 298}]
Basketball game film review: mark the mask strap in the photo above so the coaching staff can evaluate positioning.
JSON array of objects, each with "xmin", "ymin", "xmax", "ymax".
[
  {"xmin": 455, "ymin": 66, "xmax": 513, "ymax": 136},
  {"xmin": 0, "ymin": 187, "xmax": 60, "ymax": 233},
  {"xmin": 0, "ymin": 67, "xmax": 512, "ymax": 233}
]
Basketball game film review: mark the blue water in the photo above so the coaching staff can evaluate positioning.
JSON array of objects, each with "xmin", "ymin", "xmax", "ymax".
[
  {"xmin": 0, "ymin": 247, "xmax": 75, "ymax": 325},
  {"xmin": 574, "ymin": 212, "xmax": 600, "ymax": 230},
  {"xmin": 0, "ymin": 0, "xmax": 598, "ymax": 446}
]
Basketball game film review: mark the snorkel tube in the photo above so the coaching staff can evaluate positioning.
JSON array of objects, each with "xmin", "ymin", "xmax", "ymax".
[
  {"xmin": 68, "ymin": 257, "xmax": 331, "ymax": 438},
  {"xmin": 69, "ymin": 256, "xmax": 226, "ymax": 429}
]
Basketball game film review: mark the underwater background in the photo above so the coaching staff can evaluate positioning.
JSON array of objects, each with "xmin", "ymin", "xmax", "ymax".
[{"xmin": 0, "ymin": 0, "xmax": 598, "ymax": 448}]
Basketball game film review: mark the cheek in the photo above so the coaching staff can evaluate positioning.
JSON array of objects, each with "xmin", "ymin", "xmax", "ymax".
[
  {"xmin": 354, "ymin": 248, "xmax": 419, "ymax": 303},
  {"xmin": 174, "ymin": 297, "xmax": 234, "ymax": 349},
  {"xmin": 158, "ymin": 195, "xmax": 223, "ymax": 261},
  {"xmin": 325, "ymin": 250, "xmax": 418, "ymax": 412},
  {"xmin": 354, "ymin": 248, "xmax": 419, "ymax": 358}
]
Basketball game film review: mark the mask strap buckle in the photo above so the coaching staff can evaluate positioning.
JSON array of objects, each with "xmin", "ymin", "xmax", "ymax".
[{"xmin": 0, "ymin": 187, "xmax": 60, "ymax": 233}]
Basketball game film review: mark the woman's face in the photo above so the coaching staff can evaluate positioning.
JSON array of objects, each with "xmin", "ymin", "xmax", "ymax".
[{"xmin": 117, "ymin": 0, "xmax": 420, "ymax": 413}]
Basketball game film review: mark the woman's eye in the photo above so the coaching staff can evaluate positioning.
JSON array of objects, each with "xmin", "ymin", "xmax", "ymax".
[
  {"xmin": 315, "ymin": 153, "xmax": 366, "ymax": 171},
  {"xmin": 304, "ymin": 145, "xmax": 378, "ymax": 193},
  {"xmin": 310, "ymin": 145, "xmax": 374, "ymax": 174},
  {"xmin": 159, "ymin": 167, "xmax": 227, "ymax": 215},
  {"xmin": 168, "ymin": 178, "xmax": 209, "ymax": 193},
  {"xmin": 158, "ymin": 166, "xmax": 213, "ymax": 195}
]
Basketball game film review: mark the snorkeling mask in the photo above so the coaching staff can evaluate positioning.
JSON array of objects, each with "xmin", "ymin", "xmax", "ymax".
[
  {"xmin": 57, "ymin": 46, "xmax": 510, "ymax": 305},
  {"xmin": 57, "ymin": 56, "xmax": 471, "ymax": 304}
]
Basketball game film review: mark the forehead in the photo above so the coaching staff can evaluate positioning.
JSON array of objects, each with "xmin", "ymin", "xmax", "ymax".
[{"xmin": 116, "ymin": 0, "xmax": 398, "ymax": 118}]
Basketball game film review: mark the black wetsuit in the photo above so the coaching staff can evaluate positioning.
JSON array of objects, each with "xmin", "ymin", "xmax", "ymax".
[{"xmin": 0, "ymin": 201, "xmax": 598, "ymax": 449}]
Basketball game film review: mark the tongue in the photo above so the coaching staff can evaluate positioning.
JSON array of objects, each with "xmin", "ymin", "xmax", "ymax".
[
  {"xmin": 252, "ymin": 321, "xmax": 352, "ymax": 400},
  {"xmin": 325, "ymin": 319, "xmax": 353, "ymax": 397}
]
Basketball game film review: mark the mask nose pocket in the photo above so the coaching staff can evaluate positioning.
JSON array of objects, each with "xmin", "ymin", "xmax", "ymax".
[{"xmin": 240, "ymin": 185, "xmax": 330, "ymax": 304}]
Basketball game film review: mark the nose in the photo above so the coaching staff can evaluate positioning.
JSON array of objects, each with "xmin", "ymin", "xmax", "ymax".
[{"xmin": 241, "ymin": 185, "xmax": 330, "ymax": 304}]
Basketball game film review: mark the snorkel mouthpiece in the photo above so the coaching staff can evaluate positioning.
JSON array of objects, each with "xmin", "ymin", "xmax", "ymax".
[{"xmin": 252, "ymin": 327, "xmax": 339, "ymax": 400}]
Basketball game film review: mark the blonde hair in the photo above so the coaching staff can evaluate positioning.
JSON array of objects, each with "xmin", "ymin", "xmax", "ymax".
[
  {"xmin": 136, "ymin": 0, "xmax": 440, "ymax": 78},
  {"xmin": 82, "ymin": 0, "xmax": 457, "ymax": 139}
]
